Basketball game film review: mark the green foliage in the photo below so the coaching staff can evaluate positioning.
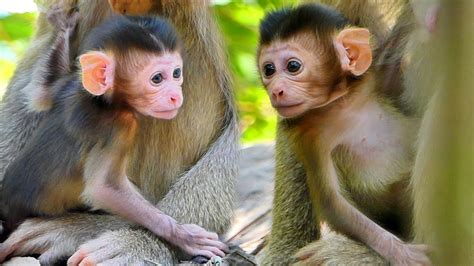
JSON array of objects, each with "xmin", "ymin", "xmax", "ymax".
[
  {"xmin": 0, "ymin": 1, "xmax": 299, "ymax": 143},
  {"xmin": 214, "ymin": 0, "xmax": 297, "ymax": 143},
  {"xmin": 0, "ymin": 12, "xmax": 37, "ymax": 95}
]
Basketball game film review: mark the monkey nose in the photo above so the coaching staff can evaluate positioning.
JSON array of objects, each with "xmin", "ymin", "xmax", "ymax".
[
  {"xmin": 169, "ymin": 96, "xmax": 182, "ymax": 107},
  {"xmin": 272, "ymin": 89, "xmax": 284, "ymax": 99}
]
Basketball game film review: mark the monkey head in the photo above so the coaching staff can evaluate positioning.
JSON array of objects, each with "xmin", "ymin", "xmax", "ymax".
[
  {"xmin": 80, "ymin": 50, "xmax": 183, "ymax": 120},
  {"xmin": 78, "ymin": 16, "xmax": 184, "ymax": 120},
  {"xmin": 257, "ymin": 4, "xmax": 372, "ymax": 118}
]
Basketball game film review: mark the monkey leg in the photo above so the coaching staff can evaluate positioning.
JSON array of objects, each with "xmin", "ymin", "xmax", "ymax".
[
  {"xmin": 0, "ymin": 118, "xmax": 238, "ymax": 264},
  {"xmin": 294, "ymin": 231, "xmax": 387, "ymax": 266}
]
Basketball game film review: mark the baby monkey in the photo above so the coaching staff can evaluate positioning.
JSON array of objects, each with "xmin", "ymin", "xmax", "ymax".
[
  {"xmin": 0, "ymin": 9, "xmax": 227, "ymax": 262},
  {"xmin": 258, "ymin": 4, "xmax": 429, "ymax": 265}
]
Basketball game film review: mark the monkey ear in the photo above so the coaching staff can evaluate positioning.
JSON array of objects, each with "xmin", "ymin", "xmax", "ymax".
[
  {"xmin": 79, "ymin": 51, "xmax": 116, "ymax": 96},
  {"xmin": 335, "ymin": 28, "xmax": 372, "ymax": 76}
]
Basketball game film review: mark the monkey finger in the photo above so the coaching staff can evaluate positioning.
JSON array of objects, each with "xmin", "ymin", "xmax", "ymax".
[
  {"xmin": 67, "ymin": 249, "xmax": 88, "ymax": 266},
  {"xmin": 407, "ymin": 243, "xmax": 431, "ymax": 253},
  {"xmin": 68, "ymin": 235, "xmax": 122, "ymax": 266},
  {"xmin": 202, "ymin": 246, "xmax": 225, "ymax": 258},
  {"xmin": 78, "ymin": 257, "xmax": 97, "ymax": 266},
  {"xmin": 198, "ymin": 239, "xmax": 229, "ymax": 253},
  {"xmin": 205, "ymin": 231, "xmax": 219, "ymax": 240},
  {"xmin": 77, "ymin": 247, "xmax": 120, "ymax": 266},
  {"xmin": 192, "ymin": 249, "xmax": 214, "ymax": 259},
  {"xmin": 409, "ymin": 247, "xmax": 432, "ymax": 265}
]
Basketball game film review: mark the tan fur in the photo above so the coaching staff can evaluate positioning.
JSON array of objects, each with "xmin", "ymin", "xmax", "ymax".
[
  {"xmin": 38, "ymin": 176, "xmax": 85, "ymax": 214},
  {"xmin": 0, "ymin": 0, "xmax": 238, "ymax": 264},
  {"xmin": 276, "ymin": 1, "xmax": 473, "ymax": 265},
  {"xmin": 259, "ymin": 3, "xmax": 430, "ymax": 265}
]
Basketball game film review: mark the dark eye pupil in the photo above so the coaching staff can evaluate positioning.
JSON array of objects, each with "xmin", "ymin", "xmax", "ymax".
[
  {"xmin": 287, "ymin": 61, "xmax": 301, "ymax": 73},
  {"xmin": 151, "ymin": 73, "xmax": 163, "ymax": 84},
  {"xmin": 264, "ymin": 64, "xmax": 276, "ymax": 77},
  {"xmin": 173, "ymin": 68, "xmax": 181, "ymax": 79}
]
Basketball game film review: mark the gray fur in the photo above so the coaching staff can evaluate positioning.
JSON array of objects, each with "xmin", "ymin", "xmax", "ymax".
[{"xmin": 0, "ymin": 1, "xmax": 238, "ymax": 264}]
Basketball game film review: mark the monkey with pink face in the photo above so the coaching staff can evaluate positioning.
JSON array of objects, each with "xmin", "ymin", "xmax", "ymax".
[
  {"xmin": 0, "ymin": 14, "xmax": 227, "ymax": 263},
  {"xmin": 258, "ymin": 4, "xmax": 430, "ymax": 265}
]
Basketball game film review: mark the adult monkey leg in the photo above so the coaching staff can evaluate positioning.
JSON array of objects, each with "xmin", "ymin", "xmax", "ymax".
[{"xmin": 0, "ymin": 0, "xmax": 238, "ymax": 265}]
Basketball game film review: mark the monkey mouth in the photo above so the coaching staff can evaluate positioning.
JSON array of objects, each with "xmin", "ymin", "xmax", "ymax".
[
  {"xmin": 150, "ymin": 108, "xmax": 180, "ymax": 119},
  {"xmin": 273, "ymin": 102, "xmax": 306, "ymax": 118},
  {"xmin": 272, "ymin": 102, "xmax": 304, "ymax": 109}
]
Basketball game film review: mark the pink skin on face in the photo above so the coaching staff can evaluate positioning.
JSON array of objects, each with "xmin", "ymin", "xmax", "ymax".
[
  {"xmin": 259, "ymin": 42, "xmax": 320, "ymax": 118},
  {"xmin": 130, "ymin": 52, "xmax": 184, "ymax": 120}
]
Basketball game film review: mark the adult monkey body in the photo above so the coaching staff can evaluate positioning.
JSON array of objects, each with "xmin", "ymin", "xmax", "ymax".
[{"xmin": 0, "ymin": 0, "xmax": 238, "ymax": 264}]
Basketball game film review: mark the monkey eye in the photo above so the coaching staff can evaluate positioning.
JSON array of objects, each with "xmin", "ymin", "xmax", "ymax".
[
  {"xmin": 263, "ymin": 63, "xmax": 276, "ymax": 77},
  {"xmin": 287, "ymin": 60, "xmax": 302, "ymax": 73},
  {"xmin": 173, "ymin": 68, "xmax": 182, "ymax": 79},
  {"xmin": 150, "ymin": 73, "xmax": 163, "ymax": 85}
]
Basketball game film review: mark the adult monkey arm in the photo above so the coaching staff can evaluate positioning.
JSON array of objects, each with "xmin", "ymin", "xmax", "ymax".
[
  {"xmin": 0, "ymin": 0, "xmax": 238, "ymax": 264},
  {"xmin": 261, "ymin": 125, "xmax": 318, "ymax": 265}
]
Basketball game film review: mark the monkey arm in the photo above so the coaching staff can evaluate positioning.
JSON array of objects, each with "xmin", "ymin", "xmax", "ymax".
[
  {"xmin": 156, "ymin": 116, "xmax": 239, "ymax": 233},
  {"xmin": 305, "ymin": 154, "xmax": 419, "ymax": 264},
  {"xmin": 261, "ymin": 127, "xmax": 320, "ymax": 265},
  {"xmin": 81, "ymin": 143, "xmax": 175, "ymax": 238}
]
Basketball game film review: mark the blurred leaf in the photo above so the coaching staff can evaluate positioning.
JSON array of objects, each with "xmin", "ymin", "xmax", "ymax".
[
  {"xmin": 215, "ymin": 1, "xmax": 297, "ymax": 143},
  {"xmin": 0, "ymin": 13, "xmax": 37, "ymax": 41}
]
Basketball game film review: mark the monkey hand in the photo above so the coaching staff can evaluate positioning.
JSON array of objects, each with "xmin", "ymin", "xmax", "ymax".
[
  {"xmin": 388, "ymin": 242, "xmax": 431, "ymax": 266},
  {"xmin": 294, "ymin": 231, "xmax": 386, "ymax": 266},
  {"xmin": 0, "ymin": 214, "xmax": 124, "ymax": 264},
  {"xmin": 66, "ymin": 228, "xmax": 173, "ymax": 266},
  {"xmin": 167, "ymin": 223, "xmax": 229, "ymax": 259}
]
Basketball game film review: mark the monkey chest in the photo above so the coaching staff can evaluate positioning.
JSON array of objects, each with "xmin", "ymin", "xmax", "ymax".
[{"xmin": 334, "ymin": 115, "xmax": 417, "ymax": 192}]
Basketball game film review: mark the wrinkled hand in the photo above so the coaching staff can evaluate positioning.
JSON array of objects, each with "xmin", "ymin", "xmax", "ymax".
[
  {"xmin": 0, "ymin": 214, "xmax": 123, "ymax": 264},
  {"xmin": 389, "ymin": 243, "xmax": 431, "ymax": 266},
  {"xmin": 67, "ymin": 228, "xmax": 170, "ymax": 266},
  {"xmin": 169, "ymin": 223, "xmax": 228, "ymax": 259}
]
